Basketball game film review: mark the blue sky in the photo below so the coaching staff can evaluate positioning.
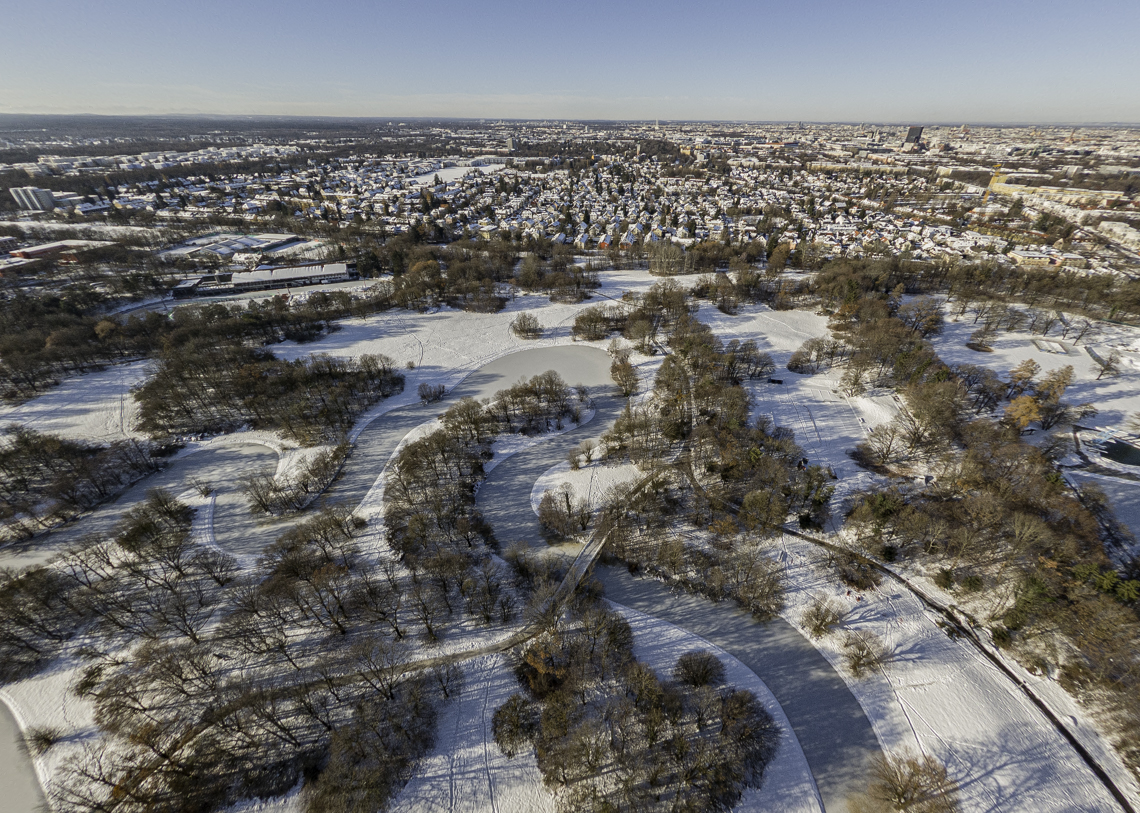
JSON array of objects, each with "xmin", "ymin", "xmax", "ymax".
[{"xmin": 2, "ymin": 0, "xmax": 1138, "ymax": 122}]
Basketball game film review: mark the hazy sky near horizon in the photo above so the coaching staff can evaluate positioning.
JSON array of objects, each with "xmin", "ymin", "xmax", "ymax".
[{"xmin": 2, "ymin": 0, "xmax": 1138, "ymax": 123}]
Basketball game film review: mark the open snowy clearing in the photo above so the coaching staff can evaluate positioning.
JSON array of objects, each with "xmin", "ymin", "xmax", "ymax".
[
  {"xmin": 773, "ymin": 533, "xmax": 1140, "ymax": 812},
  {"xmin": 529, "ymin": 458, "xmax": 642, "ymax": 517},
  {"xmin": 0, "ymin": 359, "xmax": 149, "ymax": 443},
  {"xmin": 747, "ymin": 374, "xmax": 897, "ymax": 479},
  {"xmin": 409, "ymin": 164, "xmax": 504, "ymax": 186},
  {"xmin": 931, "ymin": 308, "xmax": 1140, "ymax": 432}
]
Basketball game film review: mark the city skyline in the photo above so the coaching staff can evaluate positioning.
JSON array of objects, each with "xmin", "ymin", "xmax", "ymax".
[{"xmin": 2, "ymin": 0, "xmax": 1139, "ymax": 123}]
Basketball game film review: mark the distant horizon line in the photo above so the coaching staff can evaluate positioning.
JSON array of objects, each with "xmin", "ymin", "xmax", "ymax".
[{"xmin": 1, "ymin": 112, "xmax": 1138, "ymax": 129}]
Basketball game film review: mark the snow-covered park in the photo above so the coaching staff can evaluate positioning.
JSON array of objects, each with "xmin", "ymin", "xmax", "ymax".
[{"xmin": 2, "ymin": 264, "xmax": 1140, "ymax": 813}]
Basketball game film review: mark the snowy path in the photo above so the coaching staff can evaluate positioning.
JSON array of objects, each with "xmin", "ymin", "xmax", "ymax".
[
  {"xmin": 598, "ymin": 566, "xmax": 879, "ymax": 813},
  {"xmin": 391, "ymin": 655, "xmax": 553, "ymax": 813},
  {"xmin": 611, "ymin": 603, "xmax": 823, "ymax": 813}
]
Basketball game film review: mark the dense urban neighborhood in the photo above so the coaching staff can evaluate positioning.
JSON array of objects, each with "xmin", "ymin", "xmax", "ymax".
[{"xmin": 2, "ymin": 115, "xmax": 1140, "ymax": 813}]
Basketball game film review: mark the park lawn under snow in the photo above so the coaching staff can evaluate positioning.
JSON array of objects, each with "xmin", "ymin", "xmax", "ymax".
[
  {"xmin": 530, "ymin": 458, "xmax": 642, "ymax": 517},
  {"xmin": 930, "ymin": 306, "xmax": 1140, "ymax": 433},
  {"xmin": 771, "ymin": 532, "xmax": 1140, "ymax": 812},
  {"xmin": 8, "ymin": 269, "xmax": 1140, "ymax": 812},
  {"xmin": 0, "ymin": 359, "xmax": 150, "ymax": 443}
]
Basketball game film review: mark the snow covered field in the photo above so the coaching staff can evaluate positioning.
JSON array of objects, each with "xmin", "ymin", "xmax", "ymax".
[
  {"xmin": 409, "ymin": 164, "xmax": 504, "ymax": 186},
  {"xmin": 931, "ymin": 309, "xmax": 1140, "ymax": 431},
  {"xmin": 529, "ymin": 458, "xmax": 641, "ymax": 517},
  {"xmin": 4, "ymin": 269, "xmax": 1140, "ymax": 813},
  {"xmin": 773, "ymin": 533, "xmax": 1140, "ymax": 812},
  {"xmin": 0, "ymin": 359, "xmax": 149, "ymax": 442}
]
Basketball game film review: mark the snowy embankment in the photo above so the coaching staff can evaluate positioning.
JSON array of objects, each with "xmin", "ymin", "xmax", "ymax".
[
  {"xmin": 773, "ymin": 533, "xmax": 1140, "ymax": 812},
  {"xmin": 174, "ymin": 428, "xmax": 334, "ymax": 493}
]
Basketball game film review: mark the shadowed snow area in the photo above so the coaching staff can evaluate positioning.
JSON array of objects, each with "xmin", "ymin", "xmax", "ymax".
[
  {"xmin": 390, "ymin": 654, "xmax": 553, "ymax": 813},
  {"xmin": 0, "ymin": 360, "xmax": 150, "ymax": 443}
]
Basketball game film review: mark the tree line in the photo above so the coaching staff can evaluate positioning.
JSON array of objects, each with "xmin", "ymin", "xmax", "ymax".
[
  {"xmin": 809, "ymin": 270, "xmax": 1140, "ymax": 774},
  {"xmin": 135, "ymin": 346, "xmax": 404, "ymax": 444},
  {"xmin": 0, "ymin": 425, "xmax": 160, "ymax": 543}
]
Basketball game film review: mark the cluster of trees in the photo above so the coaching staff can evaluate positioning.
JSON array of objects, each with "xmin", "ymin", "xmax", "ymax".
[
  {"xmin": 645, "ymin": 238, "xmax": 766, "ymax": 277},
  {"xmin": 850, "ymin": 752, "xmax": 961, "ymax": 813},
  {"xmin": 241, "ymin": 443, "xmax": 350, "ymax": 515},
  {"xmin": 0, "ymin": 490, "xmax": 238, "ymax": 681},
  {"xmin": 383, "ymin": 373, "xmax": 588, "ymax": 622},
  {"xmin": 516, "ymin": 250, "xmax": 601, "ymax": 303},
  {"xmin": 607, "ymin": 316, "xmax": 827, "ymax": 524},
  {"xmin": 821, "ymin": 290, "xmax": 1140, "ymax": 767},
  {"xmin": 511, "ymin": 312, "xmax": 544, "ymax": 339},
  {"xmin": 588, "ymin": 314, "xmax": 827, "ymax": 619},
  {"xmin": 853, "ymin": 360, "xmax": 1091, "ymax": 474},
  {"xmin": 536, "ymin": 482, "xmax": 592, "ymax": 541},
  {"xmin": 0, "ymin": 425, "xmax": 159, "ymax": 541},
  {"xmin": 572, "ymin": 280, "xmax": 697, "ymax": 351},
  {"xmin": 494, "ymin": 600, "xmax": 778, "ymax": 812},
  {"xmin": 806, "ymin": 255, "xmax": 1140, "ymax": 325},
  {"xmin": 135, "ymin": 347, "xmax": 403, "ymax": 444},
  {"xmin": 0, "ymin": 285, "xmax": 397, "ymax": 403},
  {"xmin": 823, "ymin": 292, "xmax": 946, "ymax": 395},
  {"xmin": 9, "ymin": 492, "xmax": 457, "ymax": 813},
  {"xmin": 362, "ymin": 239, "xmax": 518, "ymax": 312}
]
